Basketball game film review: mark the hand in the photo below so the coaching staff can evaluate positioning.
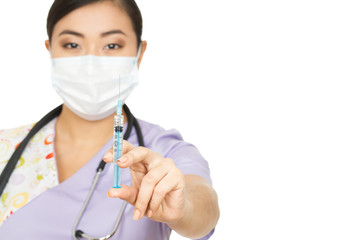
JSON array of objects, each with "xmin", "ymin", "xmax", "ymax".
[{"xmin": 103, "ymin": 140, "xmax": 186, "ymax": 224}]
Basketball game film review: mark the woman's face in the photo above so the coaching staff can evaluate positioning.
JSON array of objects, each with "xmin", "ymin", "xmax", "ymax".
[{"xmin": 46, "ymin": 1, "xmax": 144, "ymax": 59}]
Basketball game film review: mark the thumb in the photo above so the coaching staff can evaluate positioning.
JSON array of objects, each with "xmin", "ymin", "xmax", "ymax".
[{"xmin": 107, "ymin": 185, "xmax": 137, "ymax": 206}]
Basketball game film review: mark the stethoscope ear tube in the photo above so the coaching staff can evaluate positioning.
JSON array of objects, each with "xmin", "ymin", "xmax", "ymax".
[
  {"xmin": 0, "ymin": 105, "xmax": 63, "ymax": 197},
  {"xmin": 123, "ymin": 104, "xmax": 144, "ymax": 147},
  {"xmin": 72, "ymin": 104, "xmax": 142, "ymax": 239},
  {"xmin": 0, "ymin": 104, "xmax": 145, "ymax": 239},
  {"xmin": 0, "ymin": 104, "xmax": 144, "ymax": 198},
  {"xmin": 72, "ymin": 167, "xmax": 128, "ymax": 240},
  {"xmin": 73, "ymin": 166, "xmax": 127, "ymax": 240}
]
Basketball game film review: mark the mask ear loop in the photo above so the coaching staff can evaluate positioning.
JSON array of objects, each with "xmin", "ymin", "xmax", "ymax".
[
  {"xmin": 118, "ymin": 76, "xmax": 121, "ymax": 108},
  {"xmin": 136, "ymin": 43, "xmax": 142, "ymax": 60},
  {"xmin": 118, "ymin": 44, "xmax": 142, "ymax": 99}
]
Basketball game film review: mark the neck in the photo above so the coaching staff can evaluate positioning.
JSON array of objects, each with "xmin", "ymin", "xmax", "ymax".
[{"xmin": 55, "ymin": 105, "xmax": 127, "ymax": 147}]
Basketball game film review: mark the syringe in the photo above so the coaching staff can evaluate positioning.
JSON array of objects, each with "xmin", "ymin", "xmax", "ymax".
[{"xmin": 113, "ymin": 99, "xmax": 124, "ymax": 188}]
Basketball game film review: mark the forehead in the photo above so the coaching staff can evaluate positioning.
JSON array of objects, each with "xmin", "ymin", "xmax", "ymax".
[{"xmin": 52, "ymin": 1, "xmax": 135, "ymax": 38}]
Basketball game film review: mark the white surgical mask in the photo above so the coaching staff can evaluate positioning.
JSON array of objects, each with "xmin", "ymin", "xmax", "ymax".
[{"xmin": 51, "ymin": 47, "xmax": 141, "ymax": 121}]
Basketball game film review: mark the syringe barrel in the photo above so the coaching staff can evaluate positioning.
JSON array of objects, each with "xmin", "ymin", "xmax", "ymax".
[
  {"xmin": 113, "ymin": 115, "xmax": 124, "ymax": 161},
  {"xmin": 113, "ymin": 114, "xmax": 124, "ymax": 188}
]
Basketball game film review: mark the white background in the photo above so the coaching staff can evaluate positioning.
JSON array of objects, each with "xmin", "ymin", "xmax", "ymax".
[{"xmin": 0, "ymin": 0, "xmax": 360, "ymax": 239}]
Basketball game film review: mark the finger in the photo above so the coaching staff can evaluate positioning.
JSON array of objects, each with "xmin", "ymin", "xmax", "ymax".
[
  {"xmin": 117, "ymin": 147, "xmax": 162, "ymax": 169},
  {"xmin": 133, "ymin": 165, "xmax": 170, "ymax": 220},
  {"xmin": 147, "ymin": 168, "xmax": 181, "ymax": 218},
  {"xmin": 102, "ymin": 147, "xmax": 113, "ymax": 163},
  {"xmin": 103, "ymin": 140, "xmax": 134, "ymax": 163},
  {"xmin": 121, "ymin": 140, "xmax": 135, "ymax": 155},
  {"xmin": 107, "ymin": 185, "xmax": 137, "ymax": 205}
]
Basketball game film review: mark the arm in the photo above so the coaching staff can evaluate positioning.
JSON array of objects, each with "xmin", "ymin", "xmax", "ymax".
[
  {"xmin": 104, "ymin": 141, "xmax": 219, "ymax": 239},
  {"xmin": 168, "ymin": 175, "xmax": 219, "ymax": 238}
]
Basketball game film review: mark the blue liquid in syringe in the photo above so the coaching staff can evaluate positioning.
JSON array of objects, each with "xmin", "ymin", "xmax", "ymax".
[{"xmin": 113, "ymin": 101, "xmax": 124, "ymax": 188}]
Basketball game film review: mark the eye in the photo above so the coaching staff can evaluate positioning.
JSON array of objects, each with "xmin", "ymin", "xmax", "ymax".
[
  {"xmin": 104, "ymin": 43, "xmax": 121, "ymax": 50},
  {"xmin": 64, "ymin": 43, "xmax": 80, "ymax": 49}
]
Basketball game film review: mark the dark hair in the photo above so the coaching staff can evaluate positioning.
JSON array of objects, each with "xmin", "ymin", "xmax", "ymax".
[{"xmin": 46, "ymin": 0, "xmax": 143, "ymax": 47}]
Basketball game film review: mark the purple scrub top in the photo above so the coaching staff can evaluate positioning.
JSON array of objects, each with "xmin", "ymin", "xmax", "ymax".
[{"xmin": 0, "ymin": 119, "xmax": 214, "ymax": 239}]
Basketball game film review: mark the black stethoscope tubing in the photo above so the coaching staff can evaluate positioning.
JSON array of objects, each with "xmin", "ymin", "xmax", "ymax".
[
  {"xmin": 0, "ymin": 104, "xmax": 144, "ymax": 197},
  {"xmin": 0, "ymin": 104, "xmax": 144, "ymax": 239}
]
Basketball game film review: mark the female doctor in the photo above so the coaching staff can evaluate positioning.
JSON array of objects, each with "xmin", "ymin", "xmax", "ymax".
[{"xmin": 0, "ymin": 0, "xmax": 219, "ymax": 239}]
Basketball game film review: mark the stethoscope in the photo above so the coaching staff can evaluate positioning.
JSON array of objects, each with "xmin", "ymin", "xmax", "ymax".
[{"xmin": 0, "ymin": 104, "xmax": 144, "ymax": 240}]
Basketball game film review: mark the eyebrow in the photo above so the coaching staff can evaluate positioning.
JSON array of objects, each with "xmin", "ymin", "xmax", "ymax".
[
  {"xmin": 58, "ymin": 29, "xmax": 127, "ymax": 38},
  {"xmin": 101, "ymin": 30, "xmax": 127, "ymax": 37},
  {"xmin": 58, "ymin": 30, "xmax": 84, "ymax": 38}
]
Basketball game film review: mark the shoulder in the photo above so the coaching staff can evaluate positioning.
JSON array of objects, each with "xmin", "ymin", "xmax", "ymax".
[
  {"xmin": 136, "ymin": 119, "xmax": 184, "ymax": 153},
  {"xmin": 0, "ymin": 123, "xmax": 34, "ymax": 162},
  {"xmin": 136, "ymin": 119, "xmax": 212, "ymax": 184},
  {"xmin": 0, "ymin": 123, "xmax": 34, "ymax": 143},
  {"xmin": 137, "ymin": 119, "xmax": 182, "ymax": 138},
  {"xmin": 0, "ymin": 123, "xmax": 34, "ymax": 142}
]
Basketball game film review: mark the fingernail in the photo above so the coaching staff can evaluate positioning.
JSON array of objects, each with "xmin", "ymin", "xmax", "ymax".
[
  {"xmin": 118, "ymin": 156, "xmax": 128, "ymax": 164},
  {"xmin": 147, "ymin": 210, "xmax": 153, "ymax": 218},
  {"xmin": 133, "ymin": 209, "xmax": 141, "ymax": 221},
  {"xmin": 103, "ymin": 152, "xmax": 112, "ymax": 160}
]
